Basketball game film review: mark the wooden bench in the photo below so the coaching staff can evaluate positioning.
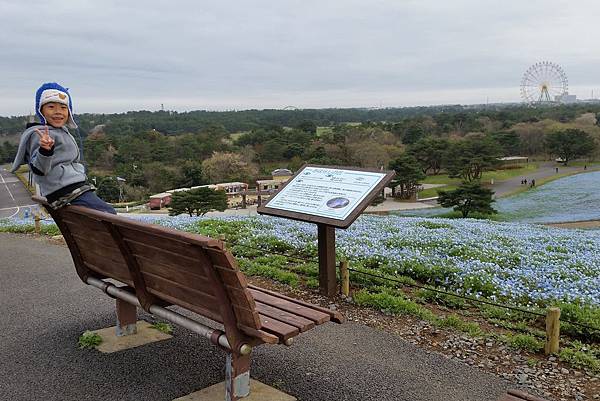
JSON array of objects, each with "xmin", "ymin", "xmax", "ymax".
[{"xmin": 33, "ymin": 196, "xmax": 344, "ymax": 401}]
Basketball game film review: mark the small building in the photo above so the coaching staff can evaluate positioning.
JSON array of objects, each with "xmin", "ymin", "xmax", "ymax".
[
  {"xmin": 555, "ymin": 92, "xmax": 577, "ymax": 104},
  {"xmin": 256, "ymin": 179, "xmax": 281, "ymax": 193},
  {"xmin": 498, "ymin": 156, "xmax": 529, "ymax": 168},
  {"xmin": 271, "ymin": 168, "xmax": 293, "ymax": 182},
  {"xmin": 214, "ymin": 182, "xmax": 248, "ymax": 197},
  {"xmin": 254, "ymin": 168, "xmax": 294, "ymax": 206},
  {"xmin": 148, "ymin": 192, "xmax": 172, "ymax": 210},
  {"xmin": 257, "ymin": 168, "xmax": 293, "ymax": 192}
]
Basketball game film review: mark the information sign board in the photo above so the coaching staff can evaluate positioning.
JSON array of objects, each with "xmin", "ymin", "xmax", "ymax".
[{"xmin": 258, "ymin": 165, "xmax": 395, "ymax": 228}]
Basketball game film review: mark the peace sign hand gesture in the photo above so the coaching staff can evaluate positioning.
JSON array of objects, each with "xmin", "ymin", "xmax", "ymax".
[{"xmin": 35, "ymin": 126, "xmax": 55, "ymax": 151}]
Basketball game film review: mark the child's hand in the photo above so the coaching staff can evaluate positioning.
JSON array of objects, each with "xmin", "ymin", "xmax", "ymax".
[{"xmin": 35, "ymin": 126, "xmax": 55, "ymax": 151}]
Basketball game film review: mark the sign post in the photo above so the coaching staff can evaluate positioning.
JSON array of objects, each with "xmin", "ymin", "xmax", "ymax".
[{"xmin": 258, "ymin": 165, "xmax": 395, "ymax": 296}]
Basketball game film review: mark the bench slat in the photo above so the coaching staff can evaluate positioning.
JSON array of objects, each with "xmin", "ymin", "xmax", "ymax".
[
  {"xmin": 64, "ymin": 220, "xmax": 114, "ymax": 243},
  {"xmin": 237, "ymin": 324, "xmax": 279, "ymax": 344},
  {"xmin": 208, "ymin": 253, "xmax": 263, "ymax": 331},
  {"xmin": 249, "ymin": 288, "xmax": 330, "ymax": 324},
  {"xmin": 258, "ymin": 314, "xmax": 299, "ymax": 342},
  {"xmin": 117, "ymin": 224, "xmax": 264, "ymax": 334},
  {"xmin": 136, "ymin": 255, "xmax": 212, "ymax": 291},
  {"xmin": 255, "ymin": 302, "xmax": 315, "ymax": 332},
  {"xmin": 141, "ymin": 264, "xmax": 262, "ymax": 331},
  {"xmin": 125, "ymin": 239, "xmax": 211, "ymax": 279},
  {"xmin": 204, "ymin": 248, "xmax": 241, "ymax": 274},
  {"xmin": 66, "ymin": 207, "xmax": 223, "ymax": 249},
  {"xmin": 214, "ymin": 264, "xmax": 250, "ymax": 288},
  {"xmin": 83, "ymin": 261, "xmax": 132, "ymax": 286},
  {"xmin": 71, "ymin": 235, "xmax": 132, "ymax": 282},
  {"xmin": 249, "ymin": 284, "xmax": 345, "ymax": 323},
  {"xmin": 117, "ymin": 226, "xmax": 213, "ymax": 261},
  {"xmin": 145, "ymin": 289, "xmax": 224, "ymax": 324},
  {"xmin": 142, "ymin": 271, "xmax": 218, "ymax": 309},
  {"xmin": 71, "ymin": 234, "xmax": 128, "ymax": 266}
]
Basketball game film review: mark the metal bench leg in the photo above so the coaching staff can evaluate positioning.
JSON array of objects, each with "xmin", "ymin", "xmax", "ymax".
[
  {"xmin": 225, "ymin": 352, "xmax": 250, "ymax": 401},
  {"xmin": 115, "ymin": 298, "xmax": 137, "ymax": 336}
]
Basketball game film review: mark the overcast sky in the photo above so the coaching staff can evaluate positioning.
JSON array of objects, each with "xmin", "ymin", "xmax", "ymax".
[{"xmin": 1, "ymin": 0, "xmax": 599, "ymax": 115}]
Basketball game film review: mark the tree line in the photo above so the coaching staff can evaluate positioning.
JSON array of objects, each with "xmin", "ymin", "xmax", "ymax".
[{"xmin": 1, "ymin": 104, "xmax": 599, "ymax": 203}]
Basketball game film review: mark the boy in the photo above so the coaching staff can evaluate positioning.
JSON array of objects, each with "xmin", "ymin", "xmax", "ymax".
[{"xmin": 11, "ymin": 82, "xmax": 116, "ymax": 214}]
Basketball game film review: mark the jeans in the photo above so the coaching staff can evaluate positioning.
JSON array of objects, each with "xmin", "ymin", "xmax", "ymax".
[{"xmin": 70, "ymin": 191, "xmax": 117, "ymax": 214}]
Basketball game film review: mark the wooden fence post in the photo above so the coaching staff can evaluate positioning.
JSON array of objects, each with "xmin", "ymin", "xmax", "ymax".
[
  {"xmin": 219, "ymin": 234, "xmax": 227, "ymax": 250},
  {"xmin": 339, "ymin": 259, "xmax": 349, "ymax": 297},
  {"xmin": 544, "ymin": 307, "xmax": 560, "ymax": 355},
  {"xmin": 34, "ymin": 214, "xmax": 41, "ymax": 235}
]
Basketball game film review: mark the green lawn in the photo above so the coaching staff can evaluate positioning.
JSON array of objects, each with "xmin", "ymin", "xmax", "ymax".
[
  {"xmin": 567, "ymin": 160, "xmax": 600, "ymax": 167},
  {"xmin": 422, "ymin": 164, "xmax": 538, "ymax": 186},
  {"xmin": 418, "ymin": 185, "xmax": 457, "ymax": 199},
  {"xmin": 316, "ymin": 126, "xmax": 333, "ymax": 137},
  {"xmin": 481, "ymin": 163, "xmax": 537, "ymax": 181},
  {"xmin": 421, "ymin": 175, "xmax": 461, "ymax": 185}
]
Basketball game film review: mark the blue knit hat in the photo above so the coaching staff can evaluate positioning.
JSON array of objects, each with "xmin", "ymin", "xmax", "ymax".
[{"xmin": 35, "ymin": 82, "xmax": 77, "ymax": 129}]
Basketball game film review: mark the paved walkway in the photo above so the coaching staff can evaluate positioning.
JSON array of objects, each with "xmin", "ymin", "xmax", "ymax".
[
  {"xmin": 0, "ymin": 166, "xmax": 37, "ymax": 219},
  {"xmin": 488, "ymin": 162, "xmax": 595, "ymax": 198},
  {"xmin": 0, "ymin": 233, "xmax": 509, "ymax": 401}
]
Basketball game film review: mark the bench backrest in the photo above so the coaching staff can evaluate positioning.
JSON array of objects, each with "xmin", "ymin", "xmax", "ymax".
[{"xmin": 39, "ymin": 200, "xmax": 263, "ymax": 345}]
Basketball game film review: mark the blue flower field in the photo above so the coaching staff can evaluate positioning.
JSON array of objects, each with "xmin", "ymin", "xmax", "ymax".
[{"xmin": 119, "ymin": 213, "xmax": 599, "ymax": 310}]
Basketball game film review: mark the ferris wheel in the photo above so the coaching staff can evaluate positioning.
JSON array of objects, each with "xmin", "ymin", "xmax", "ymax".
[{"xmin": 520, "ymin": 61, "xmax": 568, "ymax": 104}]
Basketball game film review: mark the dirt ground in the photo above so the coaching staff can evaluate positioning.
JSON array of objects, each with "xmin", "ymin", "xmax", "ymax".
[{"xmin": 545, "ymin": 220, "xmax": 600, "ymax": 229}]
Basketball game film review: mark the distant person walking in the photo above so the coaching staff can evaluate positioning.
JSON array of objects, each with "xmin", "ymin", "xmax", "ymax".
[
  {"xmin": 11, "ymin": 82, "xmax": 116, "ymax": 214},
  {"xmin": 555, "ymin": 167, "xmax": 559, "ymax": 173},
  {"xmin": 530, "ymin": 179, "xmax": 536, "ymax": 187}
]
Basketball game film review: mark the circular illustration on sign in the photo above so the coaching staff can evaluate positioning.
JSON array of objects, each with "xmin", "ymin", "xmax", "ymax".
[{"xmin": 326, "ymin": 197, "xmax": 350, "ymax": 209}]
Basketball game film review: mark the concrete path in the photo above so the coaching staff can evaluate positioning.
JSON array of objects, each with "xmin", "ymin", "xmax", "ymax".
[
  {"xmin": 488, "ymin": 161, "xmax": 595, "ymax": 198},
  {"xmin": 0, "ymin": 166, "xmax": 37, "ymax": 219},
  {"xmin": 0, "ymin": 233, "xmax": 510, "ymax": 401}
]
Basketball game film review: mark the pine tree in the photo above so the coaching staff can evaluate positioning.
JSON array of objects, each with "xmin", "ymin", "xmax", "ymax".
[
  {"xmin": 437, "ymin": 181, "xmax": 496, "ymax": 218},
  {"xmin": 168, "ymin": 187, "xmax": 228, "ymax": 216}
]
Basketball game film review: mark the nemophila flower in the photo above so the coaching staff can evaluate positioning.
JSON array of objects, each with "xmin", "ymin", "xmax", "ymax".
[
  {"xmin": 6, "ymin": 209, "xmax": 600, "ymax": 309},
  {"xmin": 402, "ymin": 171, "xmax": 600, "ymax": 223},
  {"xmin": 195, "ymin": 213, "xmax": 600, "ymax": 308}
]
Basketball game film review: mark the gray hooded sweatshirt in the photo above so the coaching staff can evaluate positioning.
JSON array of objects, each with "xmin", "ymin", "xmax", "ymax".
[{"xmin": 11, "ymin": 125, "xmax": 86, "ymax": 197}]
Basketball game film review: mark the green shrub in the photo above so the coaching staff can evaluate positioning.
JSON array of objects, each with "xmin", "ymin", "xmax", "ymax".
[
  {"xmin": 78, "ymin": 331, "xmax": 102, "ymax": 349},
  {"xmin": 150, "ymin": 322, "xmax": 173, "ymax": 334},
  {"xmin": 40, "ymin": 224, "xmax": 61, "ymax": 236},
  {"xmin": 436, "ymin": 314, "xmax": 483, "ymax": 336},
  {"xmin": 480, "ymin": 305, "xmax": 537, "ymax": 323},
  {"xmin": 289, "ymin": 262, "xmax": 319, "ymax": 277},
  {"xmin": 0, "ymin": 223, "xmax": 34, "ymax": 233},
  {"xmin": 238, "ymin": 258, "xmax": 299, "ymax": 287},
  {"xmin": 353, "ymin": 289, "xmax": 437, "ymax": 321},
  {"xmin": 416, "ymin": 221, "xmax": 452, "ymax": 230},
  {"xmin": 190, "ymin": 219, "xmax": 251, "ymax": 242},
  {"xmin": 305, "ymin": 278, "xmax": 319, "ymax": 289},
  {"xmin": 507, "ymin": 334, "xmax": 543, "ymax": 353},
  {"xmin": 556, "ymin": 303, "xmax": 600, "ymax": 342},
  {"xmin": 559, "ymin": 347, "xmax": 600, "ymax": 373},
  {"xmin": 416, "ymin": 289, "xmax": 467, "ymax": 309}
]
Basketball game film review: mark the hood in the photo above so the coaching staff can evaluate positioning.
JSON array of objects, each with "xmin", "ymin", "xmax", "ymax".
[{"xmin": 35, "ymin": 82, "xmax": 77, "ymax": 129}]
